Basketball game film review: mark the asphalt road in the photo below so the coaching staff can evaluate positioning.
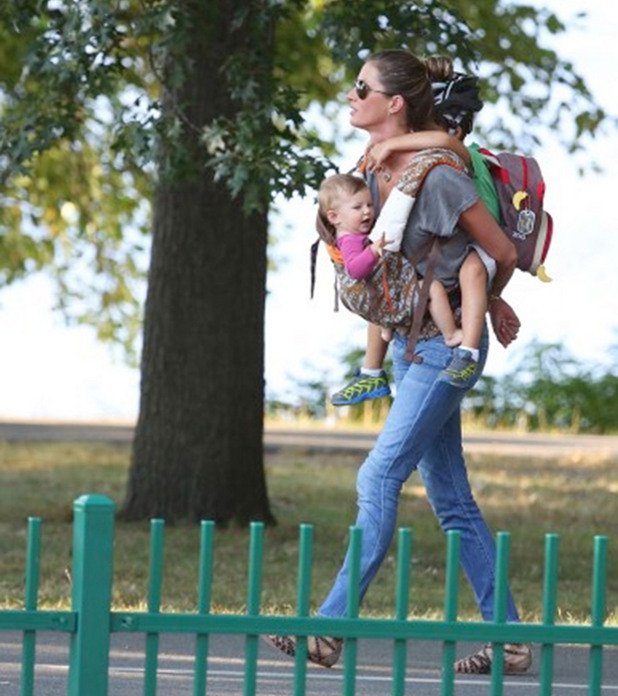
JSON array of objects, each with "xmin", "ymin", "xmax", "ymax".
[
  {"xmin": 2, "ymin": 632, "xmax": 618, "ymax": 695},
  {"xmin": 1, "ymin": 420, "xmax": 618, "ymax": 458}
]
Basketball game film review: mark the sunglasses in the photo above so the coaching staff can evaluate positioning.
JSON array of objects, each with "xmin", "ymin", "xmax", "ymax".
[{"xmin": 354, "ymin": 79, "xmax": 391, "ymax": 100}]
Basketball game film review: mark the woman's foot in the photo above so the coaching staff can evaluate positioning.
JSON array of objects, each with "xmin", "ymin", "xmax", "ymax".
[
  {"xmin": 307, "ymin": 635, "xmax": 343, "ymax": 667},
  {"xmin": 264, "ymin": 634, "xmax": 343, "ymax": 668},
  {"xmin": 263, "ymin": 633, "xmax": 296, "ymax": 659},
  {"xmin": 454, "ymin": 642, "xmax": 532, "ymax": 674}
]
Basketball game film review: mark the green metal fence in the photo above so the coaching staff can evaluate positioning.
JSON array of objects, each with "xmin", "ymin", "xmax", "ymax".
[{"xmin": 1, "ymin": 493, "xmax": 616, "ymax": 695}]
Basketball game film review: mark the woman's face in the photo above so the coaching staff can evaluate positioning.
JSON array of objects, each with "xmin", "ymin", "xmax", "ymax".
[{"xmin": 346, "ymin": 61, "xmax": 393, "ymax": 131}]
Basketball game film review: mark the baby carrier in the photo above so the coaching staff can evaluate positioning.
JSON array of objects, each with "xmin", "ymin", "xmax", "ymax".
[{"xmin": 311, "ymin": 148, "xmax": 467, "ymax": 359}]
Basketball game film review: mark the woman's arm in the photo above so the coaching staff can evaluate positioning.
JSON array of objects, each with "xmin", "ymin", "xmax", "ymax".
[
  {"xmin": 458, "ymin": 199, "xmax": 517, "ymax": 298},
  {"xmin": 367, "ymin": 131, "xmax": 470, "ymax": 171}
]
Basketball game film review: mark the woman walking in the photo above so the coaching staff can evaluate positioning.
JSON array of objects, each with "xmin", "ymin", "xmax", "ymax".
[{"xmin": 269, "ymin": 49, "xmax": 531, "ymax": 675}]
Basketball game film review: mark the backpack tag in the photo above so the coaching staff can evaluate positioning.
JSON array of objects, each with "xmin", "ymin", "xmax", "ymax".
[{"xmin": 515, "ymin": 208, "xmax": 536, "ymax": 239}]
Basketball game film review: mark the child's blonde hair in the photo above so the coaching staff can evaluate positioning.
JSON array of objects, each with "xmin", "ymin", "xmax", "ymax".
[{"xmin": 317, "ymin": 173, "xmax": 368, "ymax": 244}]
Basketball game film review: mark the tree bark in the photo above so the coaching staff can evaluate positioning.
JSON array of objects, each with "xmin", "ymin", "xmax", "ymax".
[{"xmin": 123, "ymin": 1, "xmax": 275, "ymax": 524}]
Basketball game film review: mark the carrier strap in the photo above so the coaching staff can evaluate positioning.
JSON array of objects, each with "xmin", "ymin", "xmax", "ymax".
[
  {"xmin": 310, "ymin": 239, "xmax": 344, "ymax": 312},
  {"xmin": 310, "ymin": 239, "xmax": 319, "ymax": 300},
  {"xmin": 405, "ymin": 237, "xmax": 440, "ymax": 361}
]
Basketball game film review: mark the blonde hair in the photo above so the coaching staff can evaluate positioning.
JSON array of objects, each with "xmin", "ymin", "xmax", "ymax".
[{"xmin": 317, "ymin": 174, "xmax": 368, "ymax": 244}]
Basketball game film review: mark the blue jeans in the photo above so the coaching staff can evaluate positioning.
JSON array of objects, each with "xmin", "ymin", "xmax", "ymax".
[{"xmin": 318, "ymin": 329, "xmax": 520, "ymax": 622}]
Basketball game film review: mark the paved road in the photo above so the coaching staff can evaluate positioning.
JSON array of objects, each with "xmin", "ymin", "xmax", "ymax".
[
  {"xmin": 1, "ymin": 421, "xmax": 618, "ymax": 458},
  {"xmin": 2, "ymin": 632, "xmax": 617, "ymax": 695}
]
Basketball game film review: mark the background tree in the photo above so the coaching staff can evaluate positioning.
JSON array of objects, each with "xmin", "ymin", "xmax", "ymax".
[
  {"xmin": 0, "ymin": 1, "xmax": 612, "ymax": 522},
  {"xmin": 464, "ymin": 340, "xmax": 618, "ymax": 433},
  {"xmin": 288, "ymin": 340, "xmax": 618, "ymax": 433}
]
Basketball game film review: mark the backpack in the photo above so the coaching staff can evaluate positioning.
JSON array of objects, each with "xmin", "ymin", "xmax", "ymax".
[{"xmin": 473, "ymin": 146, "xmax": 553, "ymax": 281}]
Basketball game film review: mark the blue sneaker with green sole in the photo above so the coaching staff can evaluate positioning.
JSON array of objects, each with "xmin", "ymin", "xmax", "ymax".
[{"xmin": 331, "ymin": 370, "xmax": 391, "ymax": 406}]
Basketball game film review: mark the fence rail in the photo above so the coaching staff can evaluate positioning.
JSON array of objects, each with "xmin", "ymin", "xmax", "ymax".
[{"xmin": 1, "ymin": 494, "xmax": 615, "ymax": 696}]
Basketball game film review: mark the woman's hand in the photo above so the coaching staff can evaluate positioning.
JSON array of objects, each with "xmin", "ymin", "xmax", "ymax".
[{"xmin": 488, "ymin": 296, "xmax": 520, "ymax": 347}]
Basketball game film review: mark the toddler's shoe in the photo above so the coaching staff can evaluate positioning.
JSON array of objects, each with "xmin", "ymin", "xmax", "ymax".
[
  {"xmin": 330, "ymin": 370, "xmax": 391, "ymax": 406},
  {"xmin": 442, "ymin": 348, "xmax": 477, "ymax": 384}
]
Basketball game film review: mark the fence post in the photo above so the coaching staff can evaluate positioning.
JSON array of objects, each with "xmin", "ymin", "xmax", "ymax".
[
  {"xmin": 20, "ymin": 517, "xmax": 42, "ymax": 696},
  {"xmin": 68, "ymin": 494, "xmax": 115, "ymax": 696}
]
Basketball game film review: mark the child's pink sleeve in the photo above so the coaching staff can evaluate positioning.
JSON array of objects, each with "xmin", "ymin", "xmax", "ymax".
[{"xmin": 337, "ymin": 235, "xmax": 378, "ymax": 279}]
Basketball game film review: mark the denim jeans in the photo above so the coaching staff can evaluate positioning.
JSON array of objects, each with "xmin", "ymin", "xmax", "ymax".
[{"xmin": 318, "ymin": 328, "xmax": 520, "ymax": 622}]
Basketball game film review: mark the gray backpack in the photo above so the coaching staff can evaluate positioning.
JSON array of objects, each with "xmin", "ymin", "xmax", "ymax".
[{"xmin": 477, "ymin": 148, "xmax": 553, "ymax": 280}]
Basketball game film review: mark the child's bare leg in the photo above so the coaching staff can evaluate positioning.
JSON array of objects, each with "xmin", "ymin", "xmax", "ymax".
[
  {"xmin": 363, "ymin": 322, "xmax": 389, "ymax": 370},
  {"xmin": 441, "ymin": 252, "xmax": 489, "ymax": 383},
  {"xmin": 459, "ymin": 251, "xmax": 488, "ymax": 351},
  {"xmin": 428, "ymin": 280, "xmax": 462, "ymax": 347}
]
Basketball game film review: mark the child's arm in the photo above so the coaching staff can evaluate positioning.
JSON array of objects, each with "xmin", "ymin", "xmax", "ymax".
[
  {"xmin": 366, "ymin": 132, "xmax": 470, "ymax": 171},
  {"xmin": 338, "ymin": 234, "xmax": 383, "ymax": 280}
]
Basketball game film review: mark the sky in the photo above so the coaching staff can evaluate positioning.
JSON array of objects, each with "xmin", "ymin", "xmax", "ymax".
[{"xmin": 0, "ymin": 1, "xmax": 616, "ymax": 423}]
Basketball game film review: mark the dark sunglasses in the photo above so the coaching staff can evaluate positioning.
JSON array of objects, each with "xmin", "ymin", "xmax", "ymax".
[{"xmin": 354, "ymin": 79, "xmax": 391, "ymax": 100}]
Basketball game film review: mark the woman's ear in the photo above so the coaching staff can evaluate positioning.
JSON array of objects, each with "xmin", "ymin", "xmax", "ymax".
[{"xmin": 388, "ymin": 94, "xmax": 405, "ymax": 115}]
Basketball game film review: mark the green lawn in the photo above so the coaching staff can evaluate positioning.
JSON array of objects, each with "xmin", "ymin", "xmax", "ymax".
[{"xmin": 0, "ymin": 440, "xmax": 616, "ymax": 623}]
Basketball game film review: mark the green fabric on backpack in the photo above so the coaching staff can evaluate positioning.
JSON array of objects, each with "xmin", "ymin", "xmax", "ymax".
[{"xmin": 468, "ymin": 142, "xmax": 501, "ymax": 223}]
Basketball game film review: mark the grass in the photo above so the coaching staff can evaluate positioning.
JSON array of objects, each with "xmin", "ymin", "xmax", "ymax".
[{"xmin": 0, "ymin": 440, "xmax": 617, "ymax": 624}]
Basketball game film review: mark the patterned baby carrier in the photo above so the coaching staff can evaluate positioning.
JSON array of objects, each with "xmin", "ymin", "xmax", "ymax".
[{"xmin": 311, "ymin": 148, "xmax": 467, "ymax": 358}]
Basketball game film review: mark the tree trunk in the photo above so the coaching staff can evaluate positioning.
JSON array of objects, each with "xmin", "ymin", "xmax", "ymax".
[{"xmin": 123, "ymin": 1, "xmax": 275, "ymax": 524}]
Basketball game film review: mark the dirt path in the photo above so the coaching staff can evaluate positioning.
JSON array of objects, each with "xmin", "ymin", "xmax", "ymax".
[{"xmin": 1, "ymin": 420, "xmax": 617, "ymax": 458}]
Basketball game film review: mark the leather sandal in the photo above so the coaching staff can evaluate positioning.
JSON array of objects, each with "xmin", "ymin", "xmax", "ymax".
[
  {"xmin": 307, "ymin": 635, "xmax": 343, "ymax": 668},
  {"xmin": 264, "ymin": 633, "xmax": 296, "ymax": 658},
  {"xmin": 264, "ymin": 634, "xmax": 343, "ymax": 668},
  {"xmin": 454, "ymin": 642, "xmax": 532, "ymax": 674}
]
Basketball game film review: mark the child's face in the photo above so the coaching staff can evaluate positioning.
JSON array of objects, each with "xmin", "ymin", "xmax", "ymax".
[{"xmin": 329, "ymin": 188, "xmax": 374, "ymax": 236}]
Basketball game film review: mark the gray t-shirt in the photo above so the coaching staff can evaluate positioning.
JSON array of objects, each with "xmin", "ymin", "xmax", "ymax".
[{"xmin": 369, "ymin": 165, "xmax": 480, "ymax": 289}]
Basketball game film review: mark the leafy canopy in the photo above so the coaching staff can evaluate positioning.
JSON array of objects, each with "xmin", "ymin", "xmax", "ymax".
[{"xmin": 0, "ymin": 1, "xmax": 611, "ymax": 356}]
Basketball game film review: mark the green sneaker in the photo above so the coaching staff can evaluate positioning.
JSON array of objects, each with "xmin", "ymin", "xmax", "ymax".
[
  {"xmin": 442, "ymin": 348, "xmax": 478, "ymax": 384},
  {"xmin": 331, "ymin": 370, "xmax": 391, "ymax": 406}
]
